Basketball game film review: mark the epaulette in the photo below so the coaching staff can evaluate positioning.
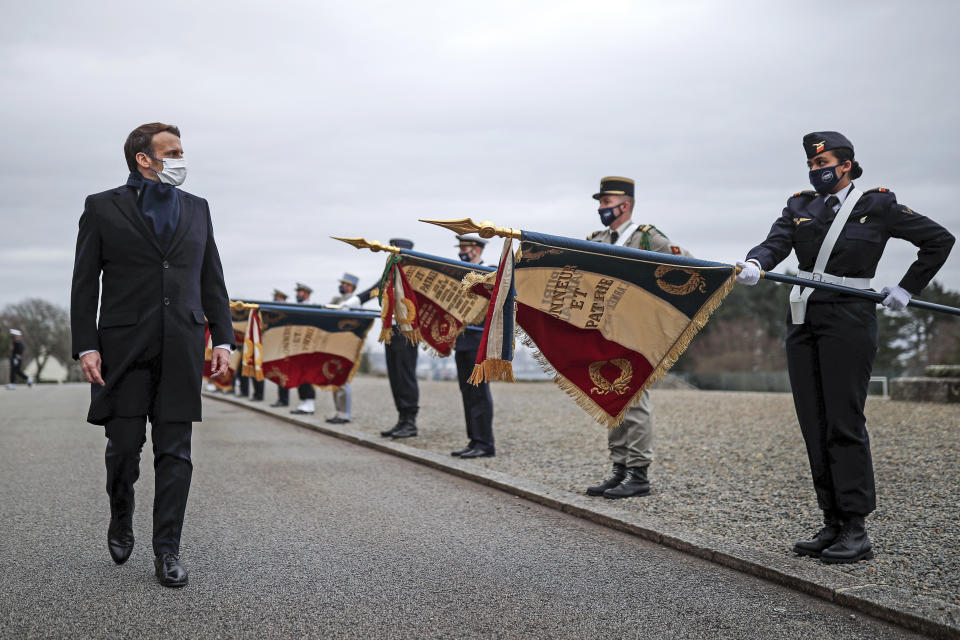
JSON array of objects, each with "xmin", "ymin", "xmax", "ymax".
[
  {"xmin": 865, "ymin": 187, "xmax": 892, "ymax": 194},
  {"xmin": 639, "ymin": 224, "xmax": 652, "ymax": 232},
  {"xmin": 791, "ymin": 190, "xmax": 817, "ymax": 198},
  {"xmin": 586, "ymin": 230, "xmax": 602, "ymax": 240}
]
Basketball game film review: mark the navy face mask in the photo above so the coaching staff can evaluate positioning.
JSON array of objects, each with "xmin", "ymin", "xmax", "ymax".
[
  {"xmin": 809, "ymin": 164, "xmax": 844, "ymax": 195},
  {"xmin": 597, "ymin": 203, "xmax": 623, "ymax": 227},
  {"xmin": 458, "ymin": 252, "xmax": 472, "ymax": 262}
]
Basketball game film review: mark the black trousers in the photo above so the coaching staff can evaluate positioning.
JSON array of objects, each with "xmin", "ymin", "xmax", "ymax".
[
  {"xmin": 103, "ymin": 342, "xmax": 192, "ymax": 555},
  {"xmin": 251, "ymin": 378, "xmax": 264, "ymax": 400},
  {"xmin": 385, "ymin": 332, "xmax": 419, "ymax": 421},
  {"xmin": 785, "ymin": 301, "xmax": 878, "ymax": 517},
  {"xmin": 277, "ymin": 385, "xmax": 289, "ymax": 404},
  {"xmin": 9, "ymin": 357, "xmax": 28, "ymax": 384},
  {"xmin": 297, "ymin": 383, "xmax": 315, "ymax": 400},
  {"xmin": 238, "ymin": 374, "xmax": 249, "ymax": 396},
  {"xmin": 455, "ymin": 348, "xmax": 494, "ymax": 452}
]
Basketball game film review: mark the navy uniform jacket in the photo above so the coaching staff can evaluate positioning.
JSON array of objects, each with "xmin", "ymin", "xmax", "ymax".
[
  {"xmin": 746, "ymin": 186, "xmax": 954, "ymax": 302},
  {"xmin": 70, "ymin": 184, "xmax": 234, "ymax": 425}
]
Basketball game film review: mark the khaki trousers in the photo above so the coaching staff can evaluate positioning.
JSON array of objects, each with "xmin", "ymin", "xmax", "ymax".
[{"xmin": 607, "ymin": 390, "xmax": 653, "ymax": 468}]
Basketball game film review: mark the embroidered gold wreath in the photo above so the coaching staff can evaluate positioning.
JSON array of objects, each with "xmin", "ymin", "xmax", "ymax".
[
  {"xmin": 258, "ymin": 310, "xmax": 286, "ymax": 328},
  {"xmin": 322, "ymin": 359, "xmax": 345, "ymax": 379},
  {"xmin": 397, "ymin": 297, "xmax": 417, "ymax": 324},
  {"xmin": 518, "ymin": 246, "xmax": 564, "ymax": 262},
  {"xmin": 265, "ymin": 366, "xmax": 289, "ymax": 386},
  {"xmin": 430, "ymin": 312, "xmax": 458, "ymax": 344},
  {"xmin": 655, "ymin": 265, "xmax": 707, "ymax": 296},
  {"xmin": 589, "ymin": 358, "xmax": 633, "ymax": 396}
]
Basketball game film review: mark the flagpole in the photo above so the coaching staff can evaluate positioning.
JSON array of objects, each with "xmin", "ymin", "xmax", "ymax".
[{"xmin": 417, "ymin": 217, "xmax": 960, "ymax": 317}]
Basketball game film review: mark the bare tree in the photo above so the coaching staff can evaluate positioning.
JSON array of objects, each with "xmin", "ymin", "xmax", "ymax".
[{"xmin": 1, "ymin": 298, "xmax": 71, "ymax": 381}]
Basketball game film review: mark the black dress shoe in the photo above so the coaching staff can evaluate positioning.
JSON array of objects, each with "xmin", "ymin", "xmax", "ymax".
[
  {"xmin": 603, "ymin": 466, "xmax": 650, "ymax": 498},
  {"xmin": 155, "ymin": 553, "xmax": 189, "ymax": 588},
  {"xmin": 821, "ymin": 517, "xmax": 874, "ymax": 564},
  {"xmin": 390, "ymin": 423, "xmax": 418, "ymax": 438},
  {"xmin": 250, "ymin": 396, "xmax": 264, "ymax": 402},
  {"xmin": 269, "ymin": 401, "xmax": 288, "ymax": 408},
  {"xmin": 325, "ymin": 416, "xmax": 350, "ymax": 424},
  {"xmin": 586, "ymin": 463, "xmax": 626, "ymax": 496},
  {"xmin": 451, "ymin": 445, "xmax": 473, "ymax": 457},
  {"xmin": 459, "ymin": 447, "xmax": 494, "ymax": 459},
  {"xmin": 793, "ymin": 511, "xmax": 840, "ymax": 557},
  {"xmin": 290, "ymin": 409, "xmax": 314, "ymax": 415},
  {"xmin": 380, "ymin": 422, "xmax": 402, "ymax": 437},
  {"xmin": 107, "ymin": 527, "xmax": 134, "ymax": 565}
]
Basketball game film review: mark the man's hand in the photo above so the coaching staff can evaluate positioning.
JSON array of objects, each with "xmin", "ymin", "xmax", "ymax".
[
  {"xmin": 735, "ymin": 260, "xmax": 761, "ymax": 286},
  {"xmin": 209, "ymin": 347, "xmax": 231, "ymax": 378},
  {"xmin": 80, "ymin": 351, "xmax": 105, "ymax": 386}
]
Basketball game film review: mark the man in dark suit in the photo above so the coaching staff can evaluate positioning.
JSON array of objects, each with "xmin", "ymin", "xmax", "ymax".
[
  {"xmin": 71, "ymin": 122, "xmax": 234, "ymax": 588},
  {"xmin": 449, "ymin": 235, "xmax": 495, "ymax": 458}
]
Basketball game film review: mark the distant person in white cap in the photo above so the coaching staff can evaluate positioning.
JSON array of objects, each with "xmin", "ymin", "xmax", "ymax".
[
  {"xmin": 326, "ymin": 273, "xmax": 362, "ymax": 424},
  {"xmin": 7, "ymin": 329, "xmax": 33, "ymax": 389}
]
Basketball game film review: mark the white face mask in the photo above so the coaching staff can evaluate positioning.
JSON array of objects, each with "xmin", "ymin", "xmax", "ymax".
[{"xmin": 153, "ymin": 157, "xmax": 187, "ymax": 186}]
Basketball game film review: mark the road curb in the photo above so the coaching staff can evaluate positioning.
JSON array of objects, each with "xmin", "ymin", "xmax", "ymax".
[{"xmin": 206, "ymin": 392, "xmax": 960, "ymax": 639}]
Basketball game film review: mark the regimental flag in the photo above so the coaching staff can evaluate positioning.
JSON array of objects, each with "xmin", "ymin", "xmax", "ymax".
[
  {"xmin": 473, "ymin": 230, "xmax": 736, "ymax": 427},
  {"xmin": 379, "ymin": 250, "xmax": 493, "ymax": 357},
  {"xmin": 241, "ymin": 307, "xmax": 264, "ymax": 381},
  {"xmin": 257, "ymin": 304, "xmax": 376, "ymax": 390},
  {"xmin": 202, "ymin": 306, "xmax": 247, "ymax": 389}
]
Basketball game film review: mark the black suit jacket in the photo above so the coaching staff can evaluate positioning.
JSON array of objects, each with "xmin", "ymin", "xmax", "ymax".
[{"xmin": 70, "ymin": 183, "xmax": 234, "ymax": 425}]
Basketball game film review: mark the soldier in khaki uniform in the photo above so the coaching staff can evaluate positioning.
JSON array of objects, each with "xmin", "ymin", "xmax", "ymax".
[{"xmin": 585, "ymin": 177, "xmax": 691, "ymax": 499}]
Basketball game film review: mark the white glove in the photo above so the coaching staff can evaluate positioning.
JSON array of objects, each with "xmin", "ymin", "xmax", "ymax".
[
  {"xmin": 735, "ymin": 260, "xmax": 761, "ymax": 286},
  {"xmin": 880, "ymin": 285, "xmax": 912, "ymax": 310}
]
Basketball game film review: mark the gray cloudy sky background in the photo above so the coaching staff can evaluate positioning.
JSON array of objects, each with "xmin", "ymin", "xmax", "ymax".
[{"xmin": 1, "ymin": 0, "xmax": 958, "ymax": 311}]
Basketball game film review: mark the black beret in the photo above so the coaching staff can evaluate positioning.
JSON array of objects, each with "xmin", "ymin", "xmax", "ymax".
[
  {"xmin": 389, "ymin": 238, "xmax": 414, "ymax": 249},
  {"xmin": 803, "ymin": 131, "xmax": 854, "ymax": 159},
  {"xmin": 592, "ymin": 176, "xmax": 635, "ymax": 200}
]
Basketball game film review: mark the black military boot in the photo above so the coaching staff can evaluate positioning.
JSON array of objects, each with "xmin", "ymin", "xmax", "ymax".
[
  {"xmin": 792, "ymin": 511, "xmax": 840, "ymax": 557},
  {"xmin": 586, "ymin": 463, "xmax": 626, "ymax": 496},
  {"xmin": 390, "ymin": 419, "xmax": 418, "ymax": 439},
  {"xmin": 603, "ymin": 465, "xmax": 650, "ymax": 499},
  {"xmin": 381, "ymin": 420, "xmax": 404, "ymax": 437},
  {"xmin": 821, "ymin": 516, "xmax": 874, "ymax": 564},
  {"xmin": 106, "ymin": 456, "xmax": 139, "ymax": 565}
]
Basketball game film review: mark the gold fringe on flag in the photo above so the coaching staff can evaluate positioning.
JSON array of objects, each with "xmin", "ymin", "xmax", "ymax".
[{"xmin": 467, "ymin": 359, "xmax": 515, "ymax": 385}]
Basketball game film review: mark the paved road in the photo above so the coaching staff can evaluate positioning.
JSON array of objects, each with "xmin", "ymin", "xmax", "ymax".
[{"xmin": 0, "ymin": 385, "xmax": 920, "ymax": 639}]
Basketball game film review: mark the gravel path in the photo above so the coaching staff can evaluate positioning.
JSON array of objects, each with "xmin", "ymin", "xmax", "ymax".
[{"xmin": 295, "ymin": 375, "xmax": 960, "ymax": 607}]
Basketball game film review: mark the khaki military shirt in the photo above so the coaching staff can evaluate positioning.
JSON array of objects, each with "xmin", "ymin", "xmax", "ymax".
[{"xmin": 587, "ymin": 221, "xmax": 691, "ymax": 257}]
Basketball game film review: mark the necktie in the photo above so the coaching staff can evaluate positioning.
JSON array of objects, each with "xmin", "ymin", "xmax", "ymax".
[
  {"xmin": 610, "ymin": 230, "xmax": 619, "ymax": 244},
  {"xmin": 824, "ymin": 195, "xmax": 839, "ymax": 211}
]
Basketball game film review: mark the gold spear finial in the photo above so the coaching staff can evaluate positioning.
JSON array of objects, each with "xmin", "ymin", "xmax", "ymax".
[
  {"xmin": 331, "ymin": 237, "xmax": 401, "ymax": 253},
  {"xmin": 229, "ymin": 300, "xmax": 260, "ymax": 310},
  {"xmin": 418, "ymin": 218, "xmax": 521, "ymax": 240}
]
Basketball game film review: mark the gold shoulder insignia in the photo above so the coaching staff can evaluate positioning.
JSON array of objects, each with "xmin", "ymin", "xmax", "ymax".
[
  {"xmin": 866, "ymin": 187, "xmax": 890, "ymax": 194},
  {"xmin": 639, "ymin": 224, "xmax": 652, "ymax": 232},
  {"xmin": 586, "ymin": 230, "xmax": 603, "ymax": 240},
  {"xmin": 792, "ymin": 190, "xmax": 816, "ymax": 198}
]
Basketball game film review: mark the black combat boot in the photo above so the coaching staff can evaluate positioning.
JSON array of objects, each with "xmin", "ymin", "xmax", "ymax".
[
  {"xmin": 603, "ymin": 466, "xmax": 650, "ymax": 498},
  {"xmin": 586, "ymin": 463, "xmax": 626, "ymax": 496},
  {"xmin": 820, "ymin": 516, "xmax": 873, "ymax": 564},
  {"xmin": 793, "ymin": 511, "xmax": 841, "ymax": 557},
  {"xmin": 390, "ymin": 419, "xmax": 418, "ymax": 439}
]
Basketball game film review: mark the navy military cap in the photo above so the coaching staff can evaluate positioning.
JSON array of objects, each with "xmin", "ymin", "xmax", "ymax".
[
  {"xmin": 295, "ymin": 282, "xmax": 313, "ymax": 294},
  {"xmin": 455, "ymin": 234, "xmax": 487, "ymax": 248},
  {"xmin": 339, "ymin": 272, "xmax": 359, "ymax": 287},
  {"xmin": 803, "ymin": 131, "xmax": 854, "ymax": 159},
  {"xmin": 389, "ymin": 238, "xmax": 414, "ymax": 249},
  {"xmin": 592, "ymin": 176, "xmax": 635, "ymax": 200}
]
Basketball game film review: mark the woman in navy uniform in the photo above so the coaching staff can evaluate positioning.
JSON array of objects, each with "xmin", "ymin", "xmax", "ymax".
[{"xmin": 736, "ymin": 131, "xmax": 954, "ymax": 563}]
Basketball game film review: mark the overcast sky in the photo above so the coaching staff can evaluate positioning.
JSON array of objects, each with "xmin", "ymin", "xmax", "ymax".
[{"xmin": 1, "ymin": 0, "xmax": 958, "ymax": 313}]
